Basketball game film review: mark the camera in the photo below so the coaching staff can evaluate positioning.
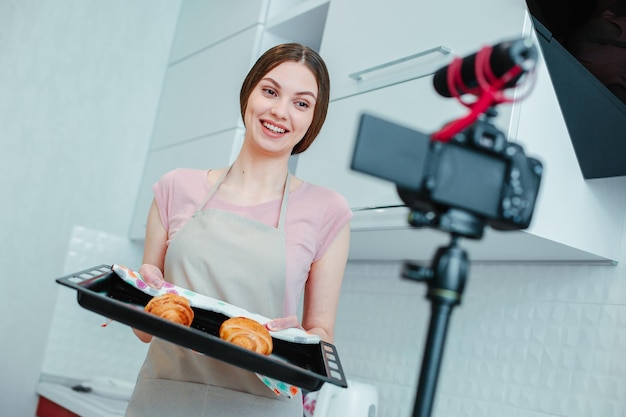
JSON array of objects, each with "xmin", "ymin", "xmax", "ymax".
[
  {"xmin": 352, "ymin": 112, "xmax": 542, "ymax": 235},
  {"xmin": 350, "ymin": 38, "xmax": 543, "ymax": 238}
]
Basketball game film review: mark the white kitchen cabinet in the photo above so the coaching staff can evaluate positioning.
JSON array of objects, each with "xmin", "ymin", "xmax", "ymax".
[
  {"xmin": 128, "ymin": 0, "xmax": 625, "ymax": 263},
  {"xmin": 321, "ymin": 0, "xmax": 529, "ymax": 101},
  {"xmin": 297, "ymin": 2, "xmax": 625, "ymax": 263}
]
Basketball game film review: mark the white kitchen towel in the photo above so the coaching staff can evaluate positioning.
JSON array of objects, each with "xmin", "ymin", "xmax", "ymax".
[{"xmin": 112, "ymin": 264, "xmax": 320, "ymax": 345}]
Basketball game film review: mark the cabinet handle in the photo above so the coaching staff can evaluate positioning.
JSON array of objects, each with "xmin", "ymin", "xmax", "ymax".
[{"xmin": 348, "ymin": 46, "xmax": 452, "ymax": 82}]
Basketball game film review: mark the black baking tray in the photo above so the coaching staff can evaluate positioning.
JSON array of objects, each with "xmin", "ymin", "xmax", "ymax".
[{"xmin": 55, "ymin": 264, "xmax": 347, "ymax": 391}]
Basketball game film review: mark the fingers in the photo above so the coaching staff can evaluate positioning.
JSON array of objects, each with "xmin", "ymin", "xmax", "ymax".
[
  {"xmin": 139, "ymin": 263, "xmax": 165, "ymax": 289},
  {"xmin": 265, "ymin": 315, "xmax": 303, "ymax": 332}
]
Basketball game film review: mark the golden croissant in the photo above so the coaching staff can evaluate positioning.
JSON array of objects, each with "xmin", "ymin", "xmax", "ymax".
[
  {"xmin": 144, "ymin": 293, "xmax": 194, "ymax": 326},
  {"xmin": 219, "ymin": 317, "xmax": 273, "ymax": 355}
]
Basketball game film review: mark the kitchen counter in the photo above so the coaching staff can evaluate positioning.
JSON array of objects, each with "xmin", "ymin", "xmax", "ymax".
[{"xmin": 36, "ymin": 379, "xmax": 129, "ymax": 417}]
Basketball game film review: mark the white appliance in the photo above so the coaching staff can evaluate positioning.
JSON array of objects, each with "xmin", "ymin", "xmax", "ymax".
[{"xmin": 313, "ymin": 380, "xmax": 378, "ymax": 417}]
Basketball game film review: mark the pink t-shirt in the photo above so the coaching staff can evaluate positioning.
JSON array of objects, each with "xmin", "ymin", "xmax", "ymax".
[{"xmin": 153, "ymin": 168, "xmax": 352, "ymax": 316}]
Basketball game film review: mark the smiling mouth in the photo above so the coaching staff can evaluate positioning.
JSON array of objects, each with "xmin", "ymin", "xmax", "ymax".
[{"xmin": 263, "ymin": 121, "xmax": 287, "ymax": 134}]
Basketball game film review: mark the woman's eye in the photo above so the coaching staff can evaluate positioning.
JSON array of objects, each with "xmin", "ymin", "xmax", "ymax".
[
  {"xmin": 263, "ymin": 88, "xmax": 277, "ymax": 97},
  {"xmin": 296, "ymin": 101, "xmax": 310, "ymax": 108}
]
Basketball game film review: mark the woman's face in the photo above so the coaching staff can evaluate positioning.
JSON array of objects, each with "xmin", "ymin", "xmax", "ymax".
[{"xmin": 243, "ymin": 61, "xmax": 318, "ymax": 157}]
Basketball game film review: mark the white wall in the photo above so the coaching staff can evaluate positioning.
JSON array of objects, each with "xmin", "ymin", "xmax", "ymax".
[
  {"xmin": 337, "ymin": 231, "xmax": 626, "ymax": 417},
  {"xmin": 5, "ymin": 2, "xmax": 626, "ymax": 417},
  {"xmin": 0, "ymin": 1, "xmax": 180, "ymax": 415}
]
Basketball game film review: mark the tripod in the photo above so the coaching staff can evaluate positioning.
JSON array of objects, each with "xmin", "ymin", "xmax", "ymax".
[
  {"xmin": 401, "ymin": 208, "xmax": 484, "ymax": 417},
  {"xmin": 347, "ymin": 36, "xmax": 542, "ymax": 417}
]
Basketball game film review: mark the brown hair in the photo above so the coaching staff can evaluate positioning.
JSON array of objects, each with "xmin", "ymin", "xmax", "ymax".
[{"xmin": 240, "ymin": 43, "xmax": 330, "ymax": 154}]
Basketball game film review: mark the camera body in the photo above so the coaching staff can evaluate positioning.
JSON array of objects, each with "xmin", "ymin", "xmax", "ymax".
[{"xmin": 351, "ymin": 113, "xmax": 543, "ymax": 233}]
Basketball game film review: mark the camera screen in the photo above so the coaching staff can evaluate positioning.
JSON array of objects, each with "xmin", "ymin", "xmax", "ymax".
[
  {"xmin": 431, "ymin": 143, "xmax": 506, "ymax": 218},
  {"xmin": 352, "ymin": 113, "xmax": 430, "ymax": 191}
]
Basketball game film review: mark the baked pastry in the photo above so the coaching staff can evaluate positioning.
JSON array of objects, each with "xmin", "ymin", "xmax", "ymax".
[
  {"xmin": 219, "ymin": 317, "xmax": 273, "ymax": 355},
  {"xmin": 144, "ymin": 293, "xmax": 194, "ymax": 326}
]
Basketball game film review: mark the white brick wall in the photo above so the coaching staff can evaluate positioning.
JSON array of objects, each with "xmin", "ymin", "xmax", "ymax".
[
  {"xmin": 44, "ymin": 230, "xmax": 626, "ymax": 417},
  {"xmin": 335, "ymin": 260, "xmax": 626, "ymax": 417}
]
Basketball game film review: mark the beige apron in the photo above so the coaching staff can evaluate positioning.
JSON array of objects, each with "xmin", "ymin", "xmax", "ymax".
[{"xmin": 126, "ymin": 168, "xmax": 302, "ymax": 417}]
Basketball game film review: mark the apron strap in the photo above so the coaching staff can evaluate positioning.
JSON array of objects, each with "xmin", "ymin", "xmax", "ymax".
[
  {"xmin": 277, "ymin": 173, "xmax": 291, "ymax": 230},
  {"xmin": 196, "ymin": 167, "xmax": 231, "ymax": 212}
]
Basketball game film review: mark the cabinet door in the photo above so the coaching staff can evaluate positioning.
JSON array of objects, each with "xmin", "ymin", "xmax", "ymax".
[
  {"xmin": 150, "ymin": 28, "xmax": 258, "ymax": 150},
  {"xmin": 129, "ymin": 129, "xmax": 242, "ymax": 240},
  {"xmin": 321, "ymin": 0, "xmax": 529, "ymax": 100},
  {"xmin": 169, "ymin": 0, "xmax": 268, "ymax": 62}
]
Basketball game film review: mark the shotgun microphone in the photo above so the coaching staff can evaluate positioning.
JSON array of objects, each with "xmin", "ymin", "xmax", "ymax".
[{"xmin": 433, "ymin": 37, "xmax": 538, "ymax": 97}]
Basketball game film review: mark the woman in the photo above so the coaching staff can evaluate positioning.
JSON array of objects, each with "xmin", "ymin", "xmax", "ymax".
[{"xmin": 125, "ymin": 43, "xmax": 352, "ymax": 416}]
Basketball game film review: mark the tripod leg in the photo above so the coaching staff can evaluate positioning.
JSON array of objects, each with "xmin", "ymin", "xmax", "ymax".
[{"xmin": 412, "ymin": 301, "xmax": 455, "ymax": 417}]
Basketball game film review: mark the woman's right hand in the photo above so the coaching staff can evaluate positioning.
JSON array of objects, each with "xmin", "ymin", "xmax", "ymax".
[
  {"xmin": 139, "ymin": 263, "xmax": 165, "ymax": 289},
  {"xmin": 133, "ymin": 199, "xmax": 168, "ymax": 343},
  {"xmin": 132, "ymin": 264, "xmax": 164, "ymax": 343}
]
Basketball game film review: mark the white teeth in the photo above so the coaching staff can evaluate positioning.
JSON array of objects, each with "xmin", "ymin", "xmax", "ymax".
[{"xmin": 263, "ymin": 122, "xmax": 285, "ymax": 133}]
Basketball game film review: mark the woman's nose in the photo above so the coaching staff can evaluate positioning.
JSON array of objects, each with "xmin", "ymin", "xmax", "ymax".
[{"xmin": 270, "ymin": 99, "xmax": 288, "ymax": 119}]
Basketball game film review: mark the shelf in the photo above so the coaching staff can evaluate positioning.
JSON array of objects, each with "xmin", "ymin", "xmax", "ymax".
[{"xmin": 349, "ymin": 207, "xmax": 616, "ymax": 264}]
